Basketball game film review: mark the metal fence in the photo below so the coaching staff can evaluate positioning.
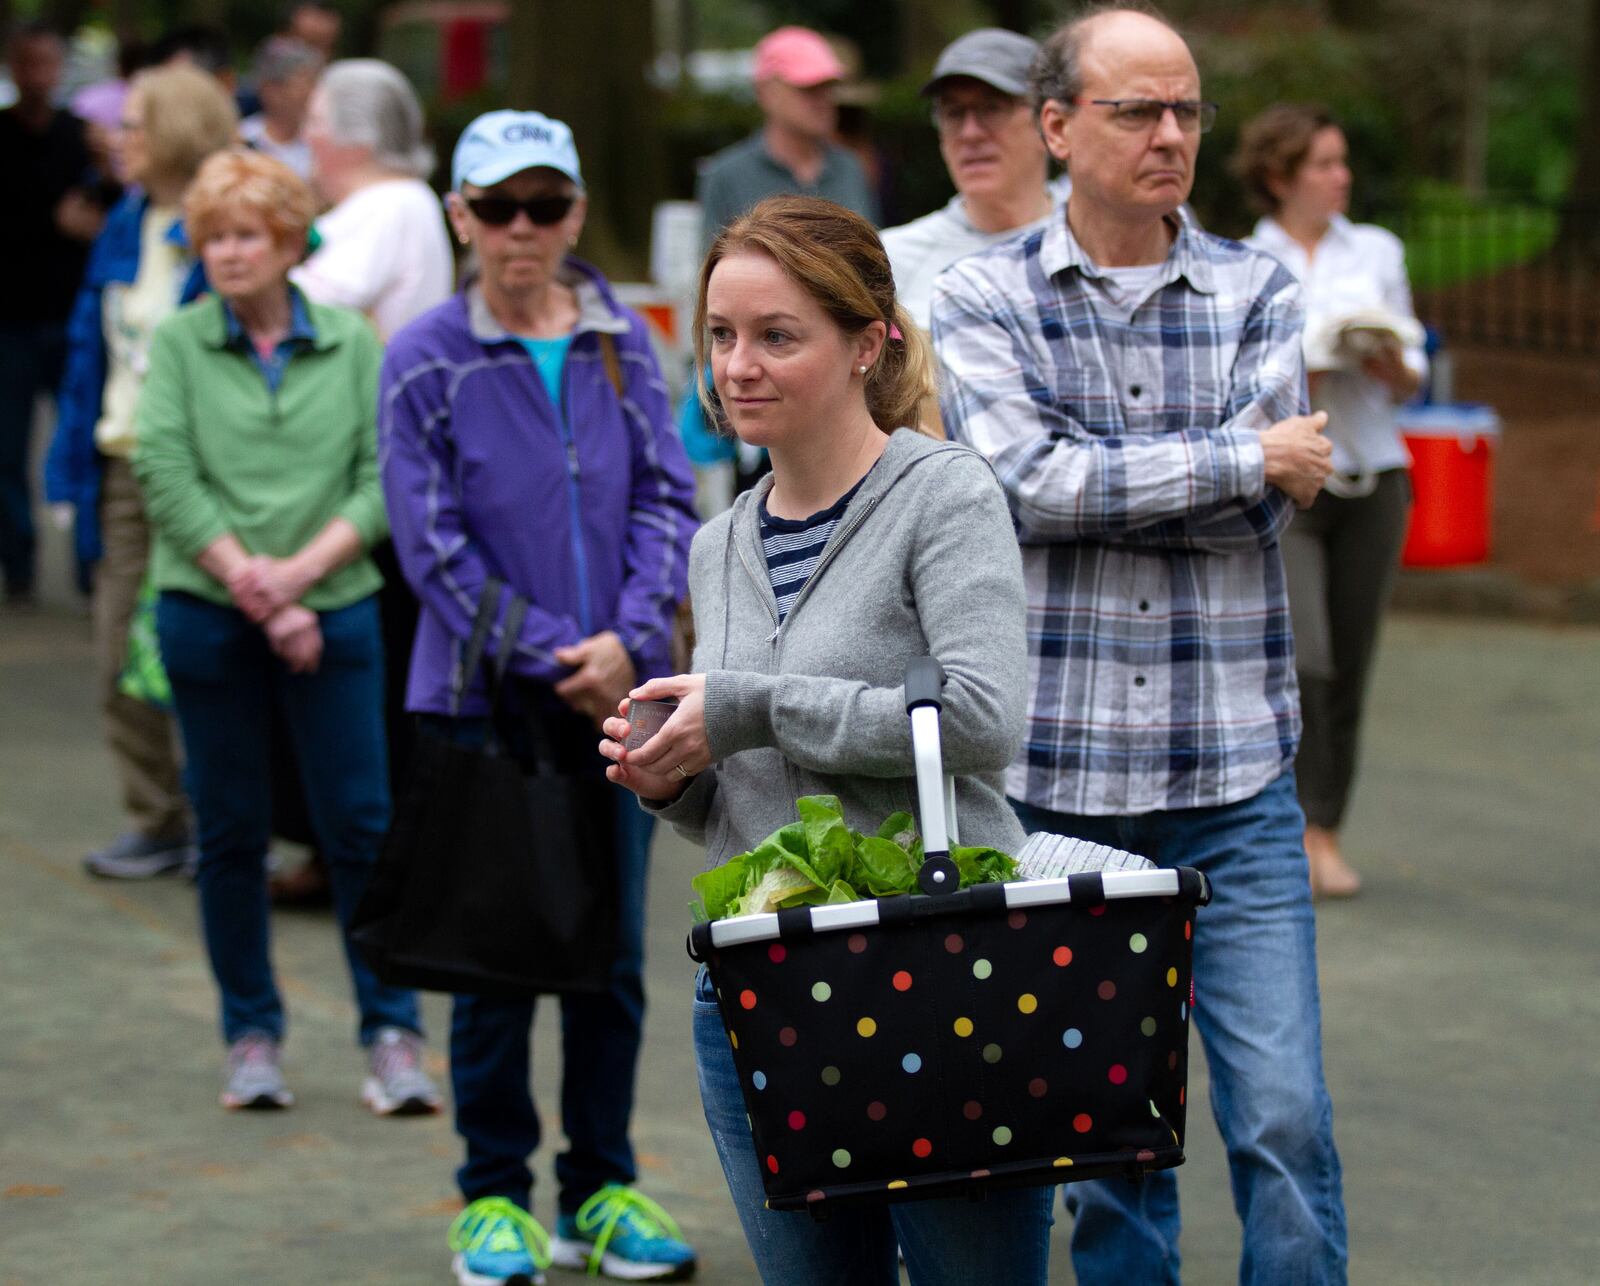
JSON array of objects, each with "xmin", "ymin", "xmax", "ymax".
[{"xmin": 1375, "ymin": 202, "xmax": 1600, "ymax": 356}]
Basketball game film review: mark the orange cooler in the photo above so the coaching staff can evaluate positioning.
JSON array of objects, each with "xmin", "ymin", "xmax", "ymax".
[{"xmin": 1396, "ymin": 405, "xmax": 1501, "ymax": 568}]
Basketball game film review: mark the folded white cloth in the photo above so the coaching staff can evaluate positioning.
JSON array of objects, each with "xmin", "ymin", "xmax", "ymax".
[
  {"xmin": 1015, "ymin": 831, "xmax": 1157, "ymax": 880},
  {"xmin": 1303, "ymin": 306, "xmax": 1426, "ymax": 373}
]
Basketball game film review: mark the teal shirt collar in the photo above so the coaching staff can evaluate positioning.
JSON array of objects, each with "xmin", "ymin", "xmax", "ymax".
[{"xmin": 220, "ymin": 286, "xmax": 318, "ymax": 351}]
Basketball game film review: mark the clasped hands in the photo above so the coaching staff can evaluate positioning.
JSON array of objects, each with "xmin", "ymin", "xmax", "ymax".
[
  {"xmin": 227, "ymin": 555, "xmax": 321, "ymax": 674},
  {"xmin": 554, "ymin": 630, "xmax": 637, "ymax": 727}
]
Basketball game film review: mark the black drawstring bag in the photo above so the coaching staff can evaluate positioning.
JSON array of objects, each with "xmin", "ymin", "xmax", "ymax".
[{"xmin": 350, "ymin": 580, "xmax": 618, "ymax": 996}]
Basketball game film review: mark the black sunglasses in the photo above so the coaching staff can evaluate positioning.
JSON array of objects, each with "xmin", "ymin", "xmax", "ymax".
[{"xmin": 464, "ymin": 194, "xmax": 577, "ymax": 227}]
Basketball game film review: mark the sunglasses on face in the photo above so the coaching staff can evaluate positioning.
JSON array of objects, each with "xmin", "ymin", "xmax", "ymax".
[{"xmin": 464, "ymin": 193, "xmax": 577, "ymax": 227}]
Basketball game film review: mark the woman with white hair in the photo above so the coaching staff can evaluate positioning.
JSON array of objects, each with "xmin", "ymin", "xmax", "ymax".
[
  {"xmin": 292, "ymin": 58, "xmax": 452, "ymax": 340},
  {"xmin": 275, "ymin": 58, "xmax": 452, "ymax": 906}
]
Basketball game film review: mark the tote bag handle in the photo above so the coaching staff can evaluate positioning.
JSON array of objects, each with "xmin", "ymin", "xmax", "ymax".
[
  {"xmin": 450, "ymin": 578, "xmax": 506, "ymax": 717},
  {"xmin": 446, "ymin": 579, "xmax": 529, "ymax": 725},
  {"xmin": 904, "ymin": 657, "xmax": 961, "ymax": 896},
  {"xmin": 448, "ymin": 580, "xmax": 565, "ymax": 772}
]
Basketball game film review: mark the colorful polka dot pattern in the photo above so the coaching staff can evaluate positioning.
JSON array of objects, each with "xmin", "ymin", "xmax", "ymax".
[{"xmin": 703, "ymin": 895, "xmax": 1201, "ymax": 1211}]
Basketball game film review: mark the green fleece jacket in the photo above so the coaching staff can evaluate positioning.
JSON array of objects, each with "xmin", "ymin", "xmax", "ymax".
[
  {"xmin": 132, "ymin": 293, "xmax": 386, "ymax": 611},
  {"xmin": 654, "ymin": 429, "xmax": 1030, "ymax": 866}
]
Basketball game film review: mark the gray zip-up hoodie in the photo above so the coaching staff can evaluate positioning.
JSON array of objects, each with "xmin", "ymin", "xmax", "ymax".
[{"xmin": 654, "ymin": 428, "xmax": 1029, "ymax": 866}]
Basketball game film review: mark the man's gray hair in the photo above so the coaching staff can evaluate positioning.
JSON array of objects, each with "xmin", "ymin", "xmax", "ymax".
[
  {"xmin": 1029, "ymin": 2, "xmax": 1180, "ymax": 118},
  {"xmin": 318, "ymin": 58, "xmax": 434, "ymax": 179}
]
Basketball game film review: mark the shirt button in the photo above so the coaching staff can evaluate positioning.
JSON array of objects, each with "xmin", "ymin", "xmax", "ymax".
[
  {"xmin": 1138, "ymin": 600, "xmax": 1150, "ymax": 612},
  {"xmin": 1133, "ymin": 675, "xmax": 1146, "ymax": 687},
  {"xmin": 1130, "ymin": 384, "xmax": 1143, "ymax": 397}
]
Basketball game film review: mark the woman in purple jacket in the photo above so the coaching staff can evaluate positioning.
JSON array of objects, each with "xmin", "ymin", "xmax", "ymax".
[{"xmin": 378, "ymin": 111, "xmax": 700, "ymax": 1285}]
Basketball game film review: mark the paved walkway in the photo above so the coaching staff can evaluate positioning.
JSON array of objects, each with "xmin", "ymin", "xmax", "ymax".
[{"xmin": 0, "ymin": 607, "xmax": 1594, "ymax": 1284}]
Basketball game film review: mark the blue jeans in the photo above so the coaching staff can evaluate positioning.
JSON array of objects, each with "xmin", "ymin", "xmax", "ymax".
[
  {"xmin": 0, "ymin": 322, "xmax": 66, "ymax": 594},
  {"xmin": 156, "ymin": 592, "xmax": 421, "ymax": 1047},
  {"xmin": 425, "ymin": 710, "xmax": 654, "ymax": 1217},
  {"xmin": 693, "ymin": 969, "xmax": 1055, "ymax": 1285},
  {"xmin": 1011, "ymin": 770, "xmax": 1347, "ymax": 1286}
]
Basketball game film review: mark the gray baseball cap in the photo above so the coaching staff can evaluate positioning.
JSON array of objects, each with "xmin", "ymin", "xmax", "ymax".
[{"xmin": 921, "ymin": 28, "xmax": 1040, "ymax": 98}]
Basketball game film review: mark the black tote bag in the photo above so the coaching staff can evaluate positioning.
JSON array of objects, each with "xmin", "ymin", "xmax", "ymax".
[{"xmin": 350, "ymin": 580, "xmax": 618, "ymax": 996}]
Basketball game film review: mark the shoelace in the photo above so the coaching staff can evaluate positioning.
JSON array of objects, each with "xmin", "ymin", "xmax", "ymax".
[
  {"xmin": 570, "ymin": 1185, "xmax": 684, "ymax": 1276},
  {"xmin": 448, "ymin": 1197, "xmax": 552, "ymax": 1268},
  {"xmin": 230, "ymin": 1035, "xmax": 276, "ymax": 1071},
  {"xmin": 371, "ymin": 1032, "xmax": 419, "ymax": 1082}
]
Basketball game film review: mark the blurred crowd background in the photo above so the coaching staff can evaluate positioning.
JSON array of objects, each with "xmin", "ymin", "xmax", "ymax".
[{"xmin": 4, "ymin": 0, "xmax": 1596, "ymax": 615}]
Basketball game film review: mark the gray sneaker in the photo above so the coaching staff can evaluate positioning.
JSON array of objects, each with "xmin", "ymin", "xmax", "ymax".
[
  {"xmin": 361, "ymin": 1027, "xmax": 443, "ymax": 1117},
  {"xmin": 84, "ymin": 830, "xmax": 195, "ymax": 880},
  {"xmin": 221, "ymin": 1034, "xmax": 293, "ymax": 1110}
]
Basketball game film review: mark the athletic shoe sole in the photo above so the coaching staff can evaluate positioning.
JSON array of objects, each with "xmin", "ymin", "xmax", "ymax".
[
  {"xmin": 360, "ymin": 1076, "xmax": 443, "ymax": 1117},
  {"xmin": 549, "ymin": 1238, "xmax": 696, "ymax": 1281},
  {"xmin": 83, "ymin": 847, "xmax": 195, "ymax": 880},
  {"xmin": 451, "ymin": 1252, "xmax": 543, "ymax": 1286},
  {"xmin": 220, "ymin": 1088, "xmax": 294, "ymax": 1110}
]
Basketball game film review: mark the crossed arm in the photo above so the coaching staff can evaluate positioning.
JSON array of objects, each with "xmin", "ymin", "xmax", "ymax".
[{"xmin": 931, "ymin": 266, "xmax": 1331, "ymax": 554}]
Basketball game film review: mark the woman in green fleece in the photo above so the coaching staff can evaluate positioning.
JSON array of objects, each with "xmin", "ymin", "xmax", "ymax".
[
  {"xmin": 133, "ymin": 148, "xmax": 440, "ymax": 1117},
  {"xmin": 600, "ymin": 196, "xmax": 1052, "ymax": 1283}
]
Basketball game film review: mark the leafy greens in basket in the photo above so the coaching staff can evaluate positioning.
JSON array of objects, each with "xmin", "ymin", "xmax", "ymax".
[{"xmin": 691, "ymin": 794, "xmax": 1018, "ymax": 922}]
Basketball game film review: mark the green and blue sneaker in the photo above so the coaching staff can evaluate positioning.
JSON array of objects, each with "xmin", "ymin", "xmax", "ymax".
[
  {"xmin": 550, "ymin": 1185, "xmax": 697, "ymax": 1281},
  {"xmin": 449, "ymin": 1196, "xmax": 552, "ymax": 1286}
]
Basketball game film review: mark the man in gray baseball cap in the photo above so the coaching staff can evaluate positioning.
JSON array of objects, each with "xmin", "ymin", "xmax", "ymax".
[{"xmin": 882, "ymin": 27, "xmax": 1068, "ymax": 325}]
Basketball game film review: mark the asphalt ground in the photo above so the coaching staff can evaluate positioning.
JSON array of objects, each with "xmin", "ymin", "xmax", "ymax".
[{"xmin": 1, "ymin": 607, "xmax": 1595, "ymax": 1284}]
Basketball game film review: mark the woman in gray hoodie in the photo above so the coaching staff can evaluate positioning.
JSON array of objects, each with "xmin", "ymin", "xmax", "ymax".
[{"xmin": 601, "ymin": 195, "xmax": 1052, "ymax": 1284}]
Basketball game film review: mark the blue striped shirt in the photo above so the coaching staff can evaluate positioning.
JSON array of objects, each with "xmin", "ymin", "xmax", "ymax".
[
  {"xmin": 759, "ymin": 476, "xmax": 866, "ymax": 623},
  {"xmin": 931, "ymin": 207, "xmax": 1306, "ymax": 816}
]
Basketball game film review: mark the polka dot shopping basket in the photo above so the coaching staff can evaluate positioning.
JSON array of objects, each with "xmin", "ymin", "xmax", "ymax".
[{"xmin": 687, "ymin": 659, "xmax": 1211, "ymax": 1214}]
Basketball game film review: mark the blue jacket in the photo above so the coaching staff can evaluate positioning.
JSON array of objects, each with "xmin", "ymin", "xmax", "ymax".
[
  {"xmin": 45, "ymin": 189, "xmax": 207, "ymax": 568},
  {"xmin": 379, "ymin": 263, "xmax": 700, "ymax": 716}
]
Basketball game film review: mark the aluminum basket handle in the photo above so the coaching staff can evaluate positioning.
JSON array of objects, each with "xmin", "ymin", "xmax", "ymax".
[{"xmin": 905, "ymin": 658, "xmax": 960, "ymax": 895}]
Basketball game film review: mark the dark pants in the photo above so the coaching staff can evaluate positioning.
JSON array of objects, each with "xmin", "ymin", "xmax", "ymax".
[
  {"xmin": 156, "ymin": 591, "xmax": 421, "ymax": 1047},
  {"xmin": 1281, "ymin": 469, "xmax": 1412, "ymax": 829},
  {"xmin": 0, "ymin": 322, "xmax": 66, "ymax": 595},
  {"xmin": 422, "ymin": 707, "xmax": 653, "ymax": 1217}
]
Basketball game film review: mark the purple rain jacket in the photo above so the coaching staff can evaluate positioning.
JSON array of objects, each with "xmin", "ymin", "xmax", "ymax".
[{"xmin": 379, "ymin": 262, "xmax": 699, "ymax": 717}]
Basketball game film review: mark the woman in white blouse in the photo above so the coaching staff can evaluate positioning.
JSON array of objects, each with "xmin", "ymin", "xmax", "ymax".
[
  {"xmin": 1236, "ymin": 104, "xmax": 1426, "ymax": 900},
  {"xmin": 293, "ymin": 59, "xmax": 453, "ymax": 341},
  {"xmin": 279, "ymin": 58, "xmax": 455, "ymax": 903}
]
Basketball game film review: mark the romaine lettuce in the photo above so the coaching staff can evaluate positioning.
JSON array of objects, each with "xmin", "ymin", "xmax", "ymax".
[{"xmin": 692, "ymin": 795, "xmax": 1018, "ymax": 920}]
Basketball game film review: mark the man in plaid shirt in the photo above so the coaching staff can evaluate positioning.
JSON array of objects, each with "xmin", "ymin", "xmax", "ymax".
[{"xmin": 934, "ymin": 9, "xmax": 1348, "ymax": 1284}]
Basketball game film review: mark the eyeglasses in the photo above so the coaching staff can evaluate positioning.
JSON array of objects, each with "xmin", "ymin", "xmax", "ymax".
[
  {"xmin": 1079, "ymin": 98, "xmax": 1219, "ymax": 134},
  {"xmin": 931, "ymin": 97, "xmax": 1022, "ymax": 135},
  {"xmin": 464, "ymin": 194, "xmax": 577, "ymax": 227}
]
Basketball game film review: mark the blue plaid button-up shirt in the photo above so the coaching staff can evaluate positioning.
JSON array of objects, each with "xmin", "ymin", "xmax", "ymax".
[{"xmin": 932, "ymin": 208, "xmax": 1306, "ymax": 816}]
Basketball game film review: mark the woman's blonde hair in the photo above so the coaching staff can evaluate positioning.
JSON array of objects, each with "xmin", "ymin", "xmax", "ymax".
[
  {"xmin": 693, "ymin": 195, "xmax": 938, "ymax": 436},
  {"xmin": 185, "ymin": 148, "xmax": 318, "ymax": 252},
  {"xmin": 130, "ymin": 63, "xmax": 239, "ymax": 191}
]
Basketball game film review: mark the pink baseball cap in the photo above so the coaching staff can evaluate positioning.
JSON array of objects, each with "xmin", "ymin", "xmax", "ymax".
[{"xmin": 753, "ymin": 26, "xmax": 846, "ymax": 88}]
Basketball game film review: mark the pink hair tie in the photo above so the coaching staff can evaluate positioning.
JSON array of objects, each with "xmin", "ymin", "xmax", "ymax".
[{"xmin": 889, "ymin": 323, "xmax": 903, "ymax": 341}]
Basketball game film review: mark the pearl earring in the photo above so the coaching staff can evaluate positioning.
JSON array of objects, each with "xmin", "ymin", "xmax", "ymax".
[{"xmin": 858, "ymin": 365, "xmax": 868, "ymax": 375}]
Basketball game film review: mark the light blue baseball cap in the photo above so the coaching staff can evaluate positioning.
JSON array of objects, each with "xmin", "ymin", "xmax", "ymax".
[{"xmin": 451, "ymin": 110, "xmax": 584, "ymax": 192}]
